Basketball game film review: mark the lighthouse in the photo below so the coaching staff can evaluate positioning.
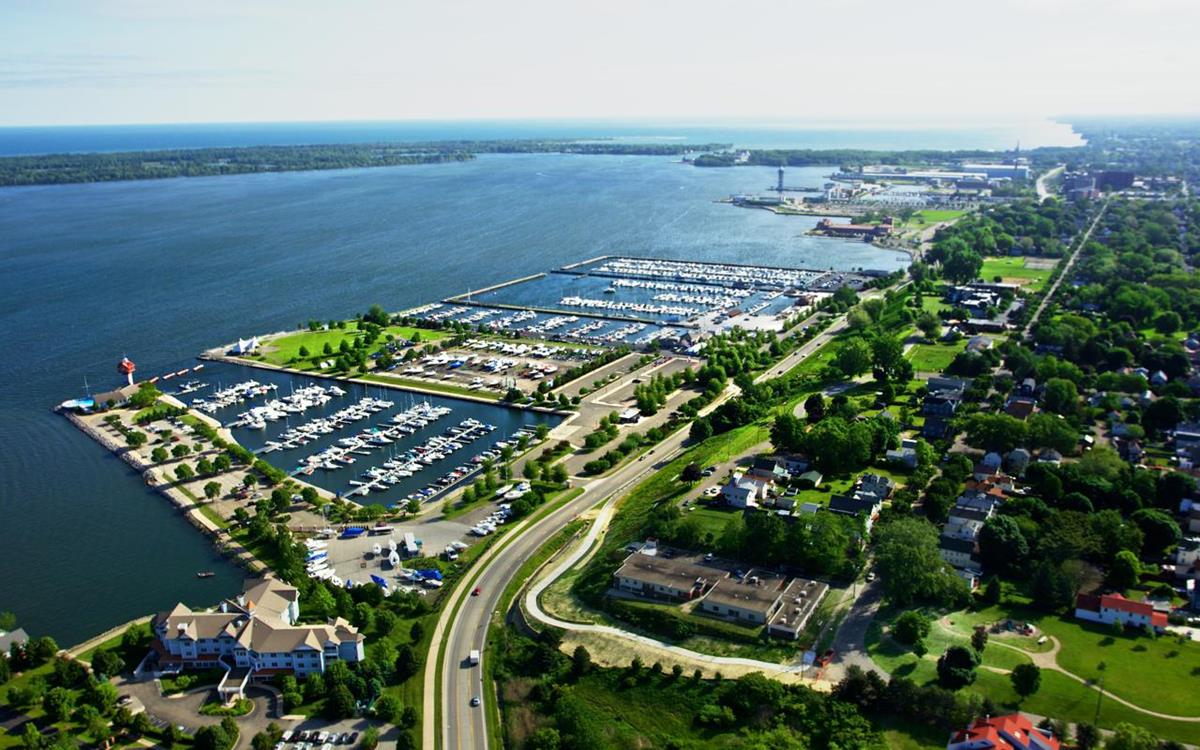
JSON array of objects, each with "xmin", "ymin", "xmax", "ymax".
[
  {"xmin": 777, "ymin": 166, "xmax": 785, "ymax": 192},
  {"xmin": 117, "ymin": 357, "xmax": 136, "ymax": 386}
]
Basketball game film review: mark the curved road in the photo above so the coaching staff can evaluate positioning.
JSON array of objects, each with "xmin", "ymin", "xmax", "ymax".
[
  {"xmin": 427, "ymin": 303, "xmax": 858, "ymax": 750},
  {"xmin": 435, "ymin": 423, "xmax": 698, "ymax": 750}
]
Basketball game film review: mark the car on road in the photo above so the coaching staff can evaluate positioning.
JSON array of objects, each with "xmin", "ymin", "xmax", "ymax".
[
  {"xmin": 818, "ymin": 648, "xmax": 836, "ymax": 666},
  {"xmin": 866, "ymin": 571, "xmax": 876, "ymax": 582},
  {"xmin": 472, "ymin": 586, "xmax": 481, "ymax": 596},
  {"xmin": 347, "ymin": 733, "xmax": 358, "ymax": 744},
  {"xmin": 471, "ymin": 696, "xmax": 481, "ymax": 707}
]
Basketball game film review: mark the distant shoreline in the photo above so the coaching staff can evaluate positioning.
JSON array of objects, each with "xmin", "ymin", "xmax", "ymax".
[{"xmin": 0, "ymin": 139, "xmax": 730, "ymax": 187}]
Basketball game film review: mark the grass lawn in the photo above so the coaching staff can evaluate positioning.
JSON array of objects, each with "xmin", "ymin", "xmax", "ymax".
[
  {"xmin": 252, "ymin": 323, "xmax": 448, "ymax": 369},
  {"xmin": 903, "ymin": 209, "xmax": 968, "ymax": 231},
  {"xmin": 906, "ymin": 342, "xmax": 966, "ymax": 372},
  {"xmin": 978, "ymin": 256, "xmax": 1056, "ymax": 292},
  {"xmin": 868, "ymin": 600, "xmax": 1200, "ymax": 744}
]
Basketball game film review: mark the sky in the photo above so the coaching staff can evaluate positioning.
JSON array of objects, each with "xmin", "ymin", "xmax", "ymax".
[{"xmin": 1, "ymin": 0, "xmax": 1198, "ymax": 127}]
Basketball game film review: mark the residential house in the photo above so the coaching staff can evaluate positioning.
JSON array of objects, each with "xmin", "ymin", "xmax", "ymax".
[
  {"xmin": 1018, "ymin": 378, "xmax": 1037, "ymax": 397},
  {"xmin": 965, "ymin": 335, "xmax": 993, "ymax": 353},
  {"xmin": 1174, "ymin": 537, "xmax": 1200, "ymax": 580},
  {"xmin": 722, "ymin": 473, "xmax": 771, "ymax": 509},
  {"xmin": 886, "ymin": 446, "xmax": 919, "ymax": 469},
  {"xmin": 747, "ymin": 456, "xmax": 790, "ymax": 485},
  {"xmin": 1004, "ymin": 397, "xmax": 1037, "ymax": 420},
  {"xmin": 0, "ymin": 628, "xmax": 29, "ymax": 654},
  {"xmin": 946, "ymin": 713, "xmax": 1060, "ymax": 750},
  {"xmin": 855, "ymin": 473, "xmax": 895, "ymax": 501},
  {"xmin": 939, "ymin": 492, "xmax": 999, "ymax": 571},
  {"xmin": 1005, "ymin": 448, "xmax": 1031, "ymax": 475},
  {"xmin": 152, "ymin": 576, "xmax": 364, "ymax": 696},
  {"xmin": 1036, "ymin": 449, "xmax": 1062, "ymax": 466},
  {"xmin": 827, "ymin": 494, "xmax": 882, "ymax": 533},
  {"xmin": 1074, "ymin": 593, "xmax": 1168, "ymax": 632}
]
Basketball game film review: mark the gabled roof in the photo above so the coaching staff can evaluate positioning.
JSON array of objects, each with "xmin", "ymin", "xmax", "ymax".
[{"xmin": 949, "ymin": 713, "xmax": 1060, "ymax": 750}]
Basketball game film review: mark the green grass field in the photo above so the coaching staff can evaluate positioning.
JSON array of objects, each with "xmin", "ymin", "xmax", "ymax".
[
  {"xmin": 903, "ymin": 209, "xmax": 969, "ymax": 231},
  {"xmin": 978, "ymin": 256, "xmax": 1057, "ymax": 292},
  {"xmin": 868, "ymin": 601, "xmax": 1200, "ymax": 744},
  {"xmin": 252, "ymin": 323, "xmax": 448, "ymax": 368},
  {"xmin": 906, "ymin": 342, "xmax": 966, "ymax": 372}
]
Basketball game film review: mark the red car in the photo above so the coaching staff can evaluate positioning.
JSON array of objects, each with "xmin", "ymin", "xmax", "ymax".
[{"xmin": 471, "ymin": 587, "xmax": 481, "ymax": 596}]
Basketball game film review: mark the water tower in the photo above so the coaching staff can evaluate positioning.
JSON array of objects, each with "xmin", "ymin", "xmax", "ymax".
[{"xmin": 117, "ymin": 357, "xmax": 136, "ymax": 386}]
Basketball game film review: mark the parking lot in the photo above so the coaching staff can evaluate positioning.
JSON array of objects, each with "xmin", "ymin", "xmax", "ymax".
[{"xmin": 382, "ymin": 337, "xmax": 599, "ymax": 395}]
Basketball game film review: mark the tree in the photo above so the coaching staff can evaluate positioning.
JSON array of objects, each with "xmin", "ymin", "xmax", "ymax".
[
  {"xmin": 936, "ymin": 645, "xmax": 979, "ymax": 689},
  {"xmin": 833, "ymin": 338, "xmax": 873, "ymax": 378},
  {"xmin": 1154, "ymin": 310, "xmax": 1182, "ymax": 334},
  {"xmin": 970, "ymin": 627, "xmax": 988, "ymax": 654},
  {"xmin": 373, "ymin": 694, "xmax": 402, "ymax": 723},
  {"xmin": 892, "ymin": 611, "xmax": 930, "ymax": 646},
  {"xmin": 917, "ymin": 311, "xmax": 941, "ymax": 341},
  {"xmin": 359, "ymin": 727, "xmax": 380, "ymax": 750},
  {"xmin": 151, "ymin": 446, "xmax": 168, "ymax": 463},
  {"xmin": 528, "ymin": 727, "xmax": 561, "ymax": 750},
  {"xmin": 1074, "ymin": 723, "xmax": 1101, "ymax": 750},
  {"xmin": 1129, "ymin": 508, "xmax": 1181, "ymax": 557},
  {"xmin": 942, "ymin": 246, "xmax": 983, "ymax": 284},
  {"xmin": 978, "ymin": 515, "xmax": 1029, "ymax": 575},
  {"xmin": 1010, "ymin": 663, "xmax": 1041, "ymax": 699},
  {"xmin": 871, "ymin": 334, "xmax": 911, "ymax": 383},
  {"xmin": 804, "ymin": 393, "xmax": 826, "ymax": 423},
  {"xmin": 174, "ymin": 463, "xmax": 195, "ymax": 481},
  {"xmin": 193, "ymin": 724, "xmax": 234, "ymax": 750},
  {"xmin": 571, "ymin": 645, "xmax": 592, "ymax": 677},
  {"xmin": 42, "ymin": 686, "xmax": 75, "ymax": 722},
  {"xmin": 1108, "ymin": 550, "xmax": 1141, "ymax": 590},
  {"xmin": 395, "ymin": 643, "xmax": 421, "ymax": 680},
  {"xmin": 964, "ymin": 413, "xmax": 1027, "ymax": 453},
  {"xmin": 1042, "ymin": 378, "xmax": 1078, "ymax": 415},
  {"xmin": 251, "ymin": 724, "xmax": 284, "ymax": 750},
  {"xmin": 325, "ymin": 682, "xmax": 355, "ymax": 719},
  {"xmin": 91, "ymin": 648, "xmax": 125, "ymax": 678},
  {"xmin": 1104, "ymin": 723, "xmax": 1158, "ymax": 750},
  {"xmin": 874, "ymin": 518, "xmax": 969, "ymax": 608},
  {"xmin": 204, "ymin": 481, "xmax": 222, "ymax": 500}
]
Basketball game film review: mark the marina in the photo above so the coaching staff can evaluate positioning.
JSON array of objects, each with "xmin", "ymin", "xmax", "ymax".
[{"xmin": 192, "ymin": 362, "xmax": 558, "ymax": 507}]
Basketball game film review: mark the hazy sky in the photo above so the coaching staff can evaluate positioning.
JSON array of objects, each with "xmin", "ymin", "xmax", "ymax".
[{"xmin": 2, "ymin": 0, "xmax": 1197, "ymax": 126}]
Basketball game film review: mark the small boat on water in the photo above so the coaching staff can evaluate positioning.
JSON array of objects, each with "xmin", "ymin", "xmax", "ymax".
[{"xmin": 196, "ymin": 571, "xmax": 215, "ymax": 578}]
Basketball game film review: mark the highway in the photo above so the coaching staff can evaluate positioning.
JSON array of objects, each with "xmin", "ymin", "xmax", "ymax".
[{"xmin": 426, "ymin": 303, "xmax": 857, "ymax": 750}]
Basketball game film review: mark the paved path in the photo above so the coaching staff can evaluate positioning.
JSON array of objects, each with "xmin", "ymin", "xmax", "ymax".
[
  {"xmin": 933, "ymin": 617, "xmax": 1200, "ymax": 724},
  {"xmin": 1023, "ymin": 199, "xmax": 1108, "ymax": 336},
  {"xmin": 1036, "ymin": 165, "xmax": 1064, "ymax": 203}
]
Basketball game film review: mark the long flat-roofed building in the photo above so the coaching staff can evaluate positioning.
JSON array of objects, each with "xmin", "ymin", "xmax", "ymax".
[
  {"xmin": 699, "ymin": 570, "xmax": 789, "ymax": 625},
  {"xmin": 613, "ymin": 551, "xmax": 716, "ymax": 601}
]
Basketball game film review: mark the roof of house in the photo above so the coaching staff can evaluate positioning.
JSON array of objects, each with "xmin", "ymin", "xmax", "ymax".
[
  {"xmin": 155, "ymin": 575, "xmax": 362, "ymax": 657},
  {"xmin": 1076, "ymin": 593, "xmax": 1169, "ymax": 627},
  {"xmin": 949, "ymin": 713, "xmax": 1061, "ymax": 750},
  {"xmin": 828, "ymin": 494, "xmax": 879, "ymax": 517},
  {"xmin": 0, "ymin": 628, "xmax": 29, "ymax": 653},
  {"xmin": 940, "ymin": 536, "xmax": 977, "ymax": 555}
]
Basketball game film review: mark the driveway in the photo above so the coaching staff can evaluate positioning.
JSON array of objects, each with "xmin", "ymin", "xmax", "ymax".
[
  {"xmin": 116, "ymin": 678, "xmax": 284, "ymax": 741},
  {"xmin": 823, "ymin": 579, "xmax": 886, "ymax": 682}
]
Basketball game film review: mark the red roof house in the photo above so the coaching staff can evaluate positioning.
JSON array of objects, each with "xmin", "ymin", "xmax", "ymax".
[
  {"xmin": 947, "ymin": 713, "xmax": 1060, "ymax": 750},
  {"xmin": 1074, "ymin": 592, "xmax": 1168, "ymax": 631}
]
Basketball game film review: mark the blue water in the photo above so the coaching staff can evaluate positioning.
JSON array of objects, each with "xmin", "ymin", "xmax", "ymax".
[
  {"xmin": 0, "ymin": 118, "xmax": 1084, "ymax": 156},
  {"xmin": 0, "ymin": 120, "xmax": 1008, "ymax": 644}
]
